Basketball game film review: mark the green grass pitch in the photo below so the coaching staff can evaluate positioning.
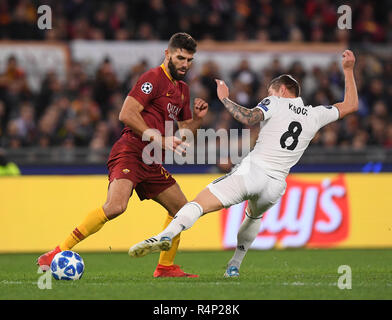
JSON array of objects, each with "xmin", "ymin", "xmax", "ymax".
[{"xmin": 1, "ymin": 249, "xmax": 391, "ymax": 300}]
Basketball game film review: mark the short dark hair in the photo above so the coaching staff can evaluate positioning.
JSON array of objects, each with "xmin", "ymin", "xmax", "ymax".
[
  {"xmin": 168, "ymin": 32, "xmax": 197, "ymax": 54},
  {"xmin": 269, "ymin": 74, "xmax": 301, "ymax": 97}
]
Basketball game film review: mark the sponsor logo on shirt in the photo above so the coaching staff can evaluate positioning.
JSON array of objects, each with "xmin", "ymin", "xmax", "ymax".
[{"xmin": 167, "ymin": 102, "xmax": 181, "ymax": 120}]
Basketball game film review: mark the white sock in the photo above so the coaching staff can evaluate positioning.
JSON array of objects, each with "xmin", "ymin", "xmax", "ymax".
[
  {"xmin": 228, "ymin": 209, "xmax": 263, "ymax": 269},
  {"xmin": 156, "ymin": 202, "xmax": 203, "ymax": 240}
]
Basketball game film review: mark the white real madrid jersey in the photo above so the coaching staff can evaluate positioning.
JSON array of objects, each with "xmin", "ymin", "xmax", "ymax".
[{"xmin": 247, "ymin": 95, "xmax": 340, "ymax": 180}]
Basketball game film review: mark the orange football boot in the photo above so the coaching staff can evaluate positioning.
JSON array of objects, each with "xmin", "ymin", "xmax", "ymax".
[
  {"xmin": 37, "ymin": 246, "xmax": 61, "ymax": 271},
  {"xmin": 153, "ymin": 264, "xmax": 199, "ymax": 278}
]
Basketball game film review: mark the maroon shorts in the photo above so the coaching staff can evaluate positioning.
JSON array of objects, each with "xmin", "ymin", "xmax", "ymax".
[{"xmin": 107, "ymin": 133, "xmax": 176, "ymax": 200}]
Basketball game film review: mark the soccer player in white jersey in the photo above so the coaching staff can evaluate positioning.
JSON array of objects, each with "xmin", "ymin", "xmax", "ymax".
[{"xmin": 129, "ymin": 50, "xmax": 358, "ymax": 277}]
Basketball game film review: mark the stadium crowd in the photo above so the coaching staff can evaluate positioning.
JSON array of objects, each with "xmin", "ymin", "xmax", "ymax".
[
  {"xmin": 0, "ymin": 0, "xmax": 391, "ymax": 43},
  {"xmin": 1, "ymin": 50, "xmax": 391, "ymax": 153},
  {"xmin": 0, "ymin": 0, "xmax": 391, "ymax": 160}
]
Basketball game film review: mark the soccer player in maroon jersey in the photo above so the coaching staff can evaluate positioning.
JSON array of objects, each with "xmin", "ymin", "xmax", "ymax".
[{"xmin": 37, "ymin": 33, "xmax": 208, "ymax": 277}]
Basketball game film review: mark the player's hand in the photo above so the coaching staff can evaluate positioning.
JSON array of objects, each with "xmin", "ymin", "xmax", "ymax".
[
  {"xmin": 162, "ymin": 136, "xmax": 189, "ymax": 156},
  {"xmin": 342, "ymin": 50, "xmax": 355, "ymax": 71},
  {"xmin": 215, "ymin": 79, "xmax": 229, "ymax": 101},
  {"xmin": 193, "ymin": 98, "xmax": 208, "ymax": 119},
  {"xmin": 146, "ymin": 129, "xmax": 189, "ymax": 156}
]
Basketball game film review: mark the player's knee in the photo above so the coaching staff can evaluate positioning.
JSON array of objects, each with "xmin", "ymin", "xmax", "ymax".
[{"xmin": 103, "ymin": 202, "xmax": 127, "ymax": 220}]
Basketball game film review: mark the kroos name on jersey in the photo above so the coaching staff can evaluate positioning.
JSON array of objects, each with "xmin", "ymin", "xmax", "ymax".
[{"xmin": 289, "ymin": 103, "xmax": 308, "ymax": 116}]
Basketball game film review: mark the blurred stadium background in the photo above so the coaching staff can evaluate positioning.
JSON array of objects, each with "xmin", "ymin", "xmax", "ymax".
[{"xmin": 0, "ymin": 0, "xmax": 392, "ymax": 255}]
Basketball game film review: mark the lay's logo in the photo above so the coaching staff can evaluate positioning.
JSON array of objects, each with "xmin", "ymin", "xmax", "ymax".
[{"xmin": 222, "ymin": 175, "xmax": 349, "ymax": 249}]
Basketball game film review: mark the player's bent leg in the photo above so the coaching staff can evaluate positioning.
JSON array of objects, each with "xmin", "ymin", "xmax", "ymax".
[
  {"xmin": 129, "ymin": 171, "xmax": 240, "ymax": 259},
  {"xmin": 130, "ymin": 173, "xmax": 249, "ymax": 276},
  {"xmin": 37, "ymin": 208, "xmax": 110, "ymax": 271},
  {"xmin": 37, "ymin": 179, "xmax": 134, "ymax": 271},
  {"xmin": 103, "ymin": 178, "xmax": 134, "ymax": 220},
  {"xmin": 134, "ymin": 169, "xmax": 246, "ymax": 260},
  {"xmin": 129, "ymin": 188, "xmax": 224, "ymax": 260},
  {"xmin": 129, "ymin": 168, "xmax": 246, "ymax": 266},
  {"xmin": 69, "ymin": 178, "xmax": 133, "ymax": 245}
]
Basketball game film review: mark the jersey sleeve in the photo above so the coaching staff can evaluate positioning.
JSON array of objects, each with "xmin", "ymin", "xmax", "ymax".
[
  {"xmin": 178, "ymin": 85, "xmax": 192, "ymax": 121},
  {"xmin": 254, "ymin": 96, "xmax": 279, "ymax": 120},
  {"xmin": 128, "ymin": 70, "xmax": 160, "ymax": 107},
  {"xmin": 313, "ymin": 105, "xmax": 340, "ymax": 128}
]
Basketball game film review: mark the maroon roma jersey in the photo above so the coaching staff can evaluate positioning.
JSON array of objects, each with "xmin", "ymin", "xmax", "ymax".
[{"xmin": 124, "ymin": 64, "xmax": 192, "ymax": 141}]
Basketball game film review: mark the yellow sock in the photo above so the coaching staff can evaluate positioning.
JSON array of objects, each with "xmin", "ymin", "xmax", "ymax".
[
  {"xmin": 59, "ymin": 207, "xmax": 109, "ymax": 251},
  {"xmin": 158, "ymin": 214, "xmax": 180, "ymax": 266}
]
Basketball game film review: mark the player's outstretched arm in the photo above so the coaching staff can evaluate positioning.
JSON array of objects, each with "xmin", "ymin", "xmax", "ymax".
[
  {"xmin": 215, "ymin": 79, "xmax": 264, "ymax": 126},
  {"xmin": 334, "ymin": 50, "xmax": 358, "ymax": 119}
]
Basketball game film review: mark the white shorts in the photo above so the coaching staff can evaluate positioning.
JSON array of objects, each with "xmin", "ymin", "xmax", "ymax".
[{"xmin": 207, "ymin": 157, "xmax": 286, "ymax": 217}]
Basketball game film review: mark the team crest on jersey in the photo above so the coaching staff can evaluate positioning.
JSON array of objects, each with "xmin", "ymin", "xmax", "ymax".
[
  {"xmin": 261, "ymin": 98, "xmax": 270, "ymax": 106},
  {"xmin": 141, "ymin": 82, "xmax": 153, "ymax": 94}
]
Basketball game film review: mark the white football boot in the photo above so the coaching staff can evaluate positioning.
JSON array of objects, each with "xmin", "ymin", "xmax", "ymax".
[{"xmin": 128, "ymin": 236, "xmax": 172, "ymax": 258}]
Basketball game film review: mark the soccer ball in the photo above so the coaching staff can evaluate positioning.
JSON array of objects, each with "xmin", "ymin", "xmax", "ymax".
[{"xmin": 50, "ymin": 251, "xmax": 85, "ymax": 280}]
